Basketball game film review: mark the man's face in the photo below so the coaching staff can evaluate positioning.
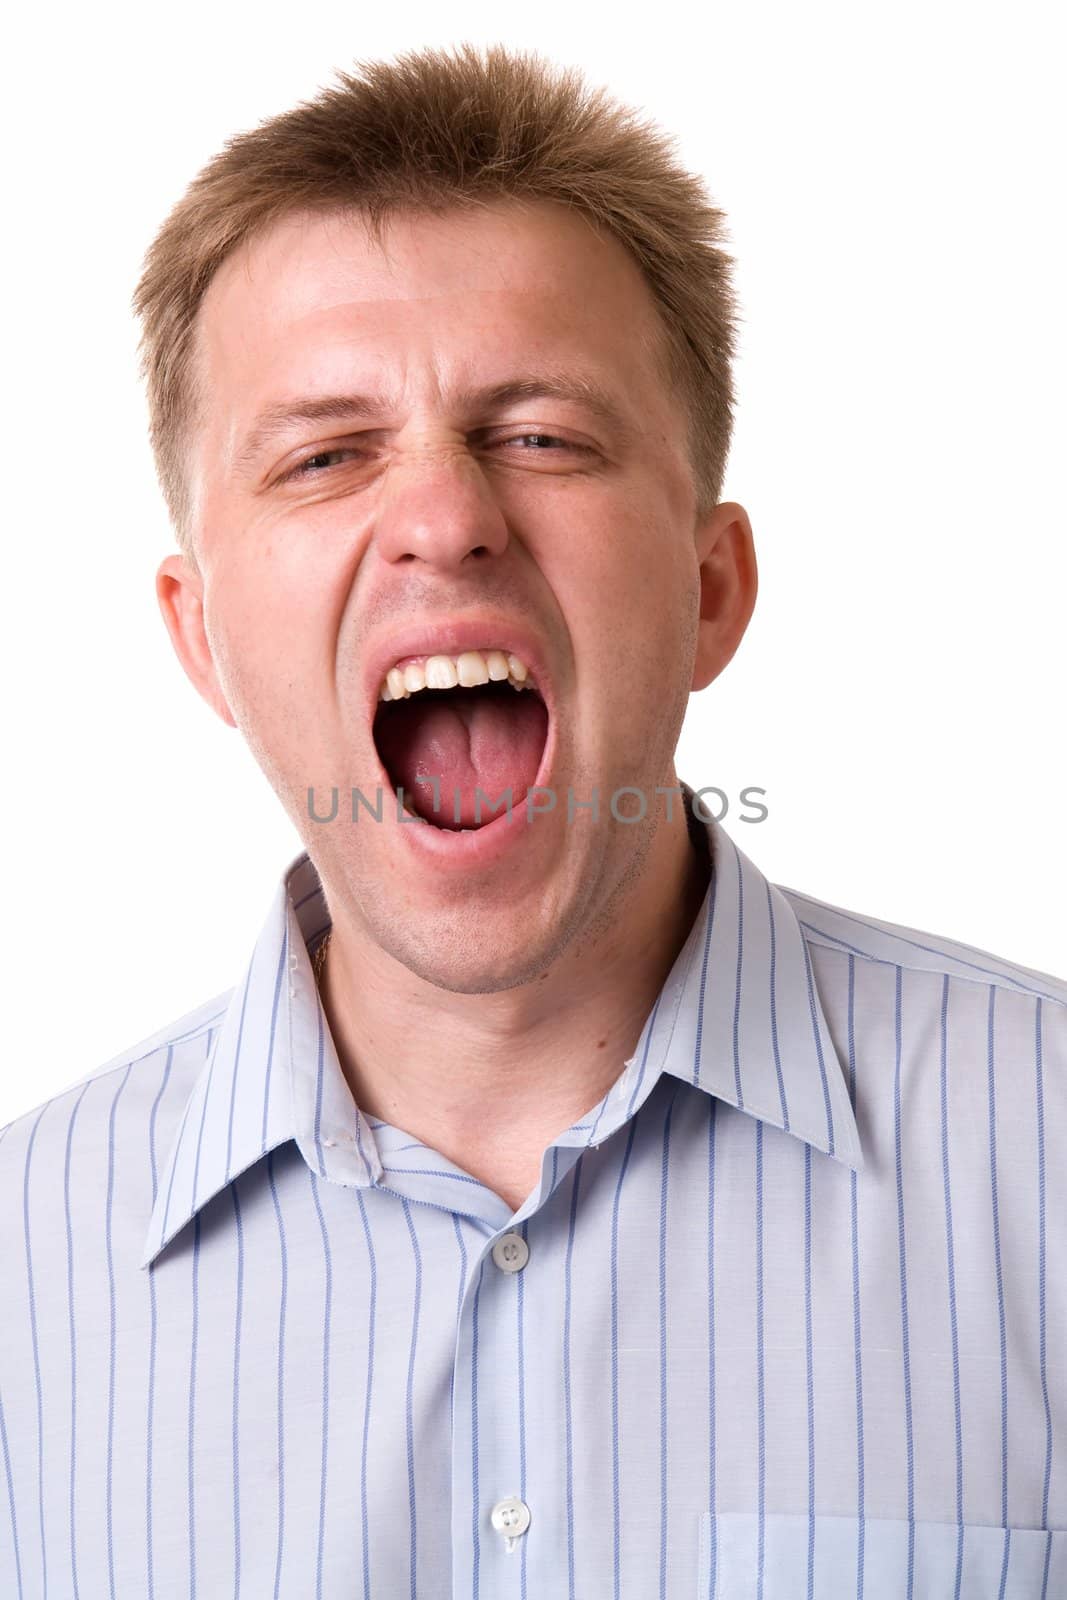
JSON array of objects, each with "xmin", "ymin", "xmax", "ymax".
[{"xmin": 167, "ymin": 199, "xmax": 743, "ymax": 992}]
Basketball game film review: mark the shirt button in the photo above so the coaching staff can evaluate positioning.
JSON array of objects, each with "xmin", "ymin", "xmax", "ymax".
[
  {"xmin": 490, "ymin": 1495, "xmax": 531, "ymax": 1552},
  {"xmin": 491, "ymin": 1232, "xmax": 529, "ymax": 1273}
]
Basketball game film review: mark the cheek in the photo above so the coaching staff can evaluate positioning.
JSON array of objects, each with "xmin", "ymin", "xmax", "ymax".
[
  {"xmin": 610, "ymin": 531, "xmax": 697, "ymax": 706},
  {"xmin": 202, "ymin": 566, "xmax": 309, "ymax": 722},
  {"xmin": 572, "ymin": 550, "xmax": 691, "ymax": 723},
  {"xmin": 595, "ymin": 512, "xmax": 694, "ymax": 639},
  {"xmin": 209, "ymin": 533, "xmax": 331, "ymax": 655}
]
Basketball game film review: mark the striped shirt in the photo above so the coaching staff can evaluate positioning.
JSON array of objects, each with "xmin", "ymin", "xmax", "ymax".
[{"xmin": 1, "ymin": 798, "xmax": 1065, "ymax": 1599}]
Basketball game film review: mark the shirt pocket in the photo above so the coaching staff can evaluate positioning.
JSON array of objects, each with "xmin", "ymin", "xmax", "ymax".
[{"xmin": 697, "ymin": 1511, "xmax": 1065, "ymax": 1599}]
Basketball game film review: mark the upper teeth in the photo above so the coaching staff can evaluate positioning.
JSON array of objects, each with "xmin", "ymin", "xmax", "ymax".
[{"xmin": 379, "ymin": 649, "xmax": 534, "ymax": 702}]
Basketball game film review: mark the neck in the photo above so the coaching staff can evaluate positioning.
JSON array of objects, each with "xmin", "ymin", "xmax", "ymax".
[{"xmin": 315, "ymin": 796, "xmax": 710, "ymax": 1209}]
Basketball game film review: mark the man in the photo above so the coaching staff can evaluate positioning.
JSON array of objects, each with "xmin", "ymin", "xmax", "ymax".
[{"xmin": 1, "ymin": 42, "xmax": 1063, "ymax": 1600}]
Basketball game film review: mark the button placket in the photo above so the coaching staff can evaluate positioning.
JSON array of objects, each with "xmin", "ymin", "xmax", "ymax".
[{"xmin": 480, "ymin": 1230, "xmax": 532, "ymax": 1554}]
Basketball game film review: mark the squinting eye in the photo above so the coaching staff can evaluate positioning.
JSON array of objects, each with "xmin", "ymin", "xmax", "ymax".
[
  {"xmin": 502, "ymin": 433, "xmax": 574, "ymax": 450},
  {"xmin": 283, "ymin": 432, "xmax": 587, "ymax": 482},
  {"xmin": 291, "ymin": 448, "xmax": 354, "ymax": 476}
]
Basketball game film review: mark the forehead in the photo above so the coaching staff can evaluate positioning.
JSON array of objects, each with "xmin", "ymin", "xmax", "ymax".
[{"xmin": 193, "ymin": 199, "xmax": 674, "ymax": 434}]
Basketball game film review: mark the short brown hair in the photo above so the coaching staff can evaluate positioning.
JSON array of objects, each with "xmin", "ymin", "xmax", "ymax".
[{"xmin": 133, "ymin": 43, "xmax": 739, "ymax": 557}]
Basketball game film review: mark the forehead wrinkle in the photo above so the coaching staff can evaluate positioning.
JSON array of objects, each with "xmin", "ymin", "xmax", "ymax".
[{"xmin": 227, "ymin": 368, "xmax": 640, "ymax": 479}]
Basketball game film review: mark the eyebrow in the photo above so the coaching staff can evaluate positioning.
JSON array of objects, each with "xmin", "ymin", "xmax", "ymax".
[{"xmin": 232, "ymin": 372, "xmax": 637, "ymax": 477}]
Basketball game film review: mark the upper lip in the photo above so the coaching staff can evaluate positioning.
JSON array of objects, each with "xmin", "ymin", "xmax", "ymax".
[{"xmin": 365, "ymin": 615, "xmax": 556, "ymax": 721}]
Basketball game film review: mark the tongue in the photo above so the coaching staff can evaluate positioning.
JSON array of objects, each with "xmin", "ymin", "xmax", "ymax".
[{"xmin": 376, "ymin": 686, "xmax": 549, "ymax": 827}]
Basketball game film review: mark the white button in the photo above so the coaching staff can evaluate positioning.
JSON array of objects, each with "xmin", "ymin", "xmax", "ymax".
[
  {"xmin": 490, "ymin": 1495, "xmax": 531, "ymax": 1552},
  {"xmin": 491, "ymin": 1232, "xmax": 529, "ymax": 1273}
]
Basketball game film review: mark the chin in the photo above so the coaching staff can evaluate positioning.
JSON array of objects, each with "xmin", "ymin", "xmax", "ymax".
[
  {"xmin": 402, "ymin": 945, "xmax": 553, "ymax": 996},
  {"xmin": 372, "ymin": 907, "xmax": 560, "ymax": 995}
]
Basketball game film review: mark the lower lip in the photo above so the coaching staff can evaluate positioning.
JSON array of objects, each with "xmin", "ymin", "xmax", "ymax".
[{"xmin": 372, "ymin": 708, "xmax": 557, "ymax": 874}]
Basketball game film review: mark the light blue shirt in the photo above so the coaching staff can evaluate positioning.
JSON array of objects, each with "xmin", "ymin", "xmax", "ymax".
[{"xmin": 2, "ymin": 796, "xmax": 1064, "ymax": 1599}]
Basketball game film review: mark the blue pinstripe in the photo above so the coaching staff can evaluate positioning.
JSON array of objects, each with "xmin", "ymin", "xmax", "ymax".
[
  {"xmin": 469, "ymin": 1260, "xmax": 483, "ymax": 1599},
  {"xmin": 517, "ymin": 1217, "xmax": 529, "ymax": 1600},
  {"xmin": 755, "ymin": 1116, "xmax": 766, "ymax": 1600},
  {"xmin": 692, "ymin": 851, "xmax": 716, "ymax": 1091},
  {"xmin": 1036, "ymin": 1000, "xmax": 1053, "ymax": 1600},
  {"xmin": 847, "ymin": 956, "xmax": 865, "ymax": 1600},
  {"xmin": 160, "ymin": 1074, "xmax": 195, "ymax": 1248},
  {"xmin": 357, "ymin": 1190, "xmax": 376, "ymax": 1599},
  {"xmin": 188, "ymin": 1213, "xmax": 201, "ymax": 1600},
  {"xmin": 145, "ymin": 1044, "xmax": 174, "ymax": 1600},
  {"xmin": 733, "ymin": 845, "xmax": 746, "ymax": 1106},
  {"xmin": 63, "ymin": 1084, "xmax": 89, "ymax": 1600},
  {"xmin": 988, "ymin": 985, "xmax": 1012, "ymax": 1600},
  {"xmin": 705, "ymin": 1099, "xmax": 718, "ymax": 1600},
  {"xmin": 262, "ymin": 936, "xmax": 286, "ymax": 1149},
  {"xmin": 562, "ymin": 1155, "xmax": 582, "ymax": 1600},
  {"xmin": 307, "ymin": 1167, "xmax": 332, "ymax": 1600},
  {"xmin": 658, "ymin": 1091, "xmax": 676, "ymax": 1600},
  {"xmin": 24, "ymin": 1106, "xmax": 48, "ymax": 1600},
  {"xmin": 190, "ymin": 1036, "xmax": 218, "ymax": 1219},
  {"xmin": 801, "ymin": 937, "xmax": 835, "ymax": 1158},
  {"xmin": 104, "ymin": 1064, "xmax": 130, "ymax": 1600},
  {"xmin": 939, "ymin": 976, "xmax": 965, "ymax": 1600},
  {"xmin": 225, "ymin": 975, "xmax": 252, "ymax": 1182},
  {"xmin": 230, "ymin": 1182, "xmax": 245, "ymax": 1597},
  {"xmin": 312, "ymin": 1004, "xmax": 328, "ymax": 1177},
  {"xmin": 449, "ymin": 1213, "xmax": 465, "ymax": 1431},
  {"xmin": 401, "ymin": 1196, "xmax": 422, "ymax": 1600},
  {"xmin": 266, "ymin": 1149, "xmax": 288, "ymax": 1600},
  {"xmin": 893, "ymin": 965, "xmax": 916, "ymax": 1597},
  {"xmin": 804, "ymin": 1140, "xmax": 815, "ymax": 1600},
  {"xmin": 610, "ymin": 1117, "xmax": 638, "ymax": 1600},
  {"xmin": 1036, "ymin": 995, "xmax": 1054, "ymax": 1600},
  {"xmin": 765, "ymin": 881, "xmax": 789, "ymax": 1128}
]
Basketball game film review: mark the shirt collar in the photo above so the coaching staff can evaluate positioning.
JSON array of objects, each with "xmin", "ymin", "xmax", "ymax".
[
  {"xmin": 652, "ymin": 800, "xmax": 865, "ymax": 1171},
  {"xmin": 141, "ymin": 791, "xmax": 863, "ymax": 1268}
]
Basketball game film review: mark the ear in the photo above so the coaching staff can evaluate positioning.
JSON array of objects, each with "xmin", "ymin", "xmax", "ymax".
[
  {"xmin": 691, "ymin": 501, "xmax": 758, "ymax": 692},
  {"xmin": 155, "ymin": 553, "xmax": 238, "ymax": 728}
]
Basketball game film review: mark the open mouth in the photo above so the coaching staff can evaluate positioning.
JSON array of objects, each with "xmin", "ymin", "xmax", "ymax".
[{"xmin": 372, "ymin": 649, "xmax": 550, "ymax": 831}]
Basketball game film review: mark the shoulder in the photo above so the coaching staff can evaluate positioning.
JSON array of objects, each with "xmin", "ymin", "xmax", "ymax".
[
  {"xmin": 777, "ymin": 883, "xmax": 1067, "ymax": 1158},
  {"xmin": 777, "ymin": 883, "xmax": 1067, "ymax": 1111},
  {"xmin": 0, "ymin": 986, "xmax": 234, "ymax": 1198},
  {"xmin": 779, "ymin": 881, "xmax": 1067, "ymax": 1011}
]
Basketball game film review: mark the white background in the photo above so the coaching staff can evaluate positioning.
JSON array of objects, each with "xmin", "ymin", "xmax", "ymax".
[{"xmin": 2, "ymin": 0, "xmax": 1064, "ymax": 1125}]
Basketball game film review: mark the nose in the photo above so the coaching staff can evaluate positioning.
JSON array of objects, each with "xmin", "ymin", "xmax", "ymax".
[{"xmin": 373, "ymin": 444, "xmax": 510, "ymax": 571}]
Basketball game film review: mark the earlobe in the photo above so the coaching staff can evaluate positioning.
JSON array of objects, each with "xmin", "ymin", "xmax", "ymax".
[
  {"xmin": 691, "ymin": 501, "xmax": 758, "ymax": 693},
  {"xmin": 155, "ymin": 553, "xmax": 238, "ymax": 729}
]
